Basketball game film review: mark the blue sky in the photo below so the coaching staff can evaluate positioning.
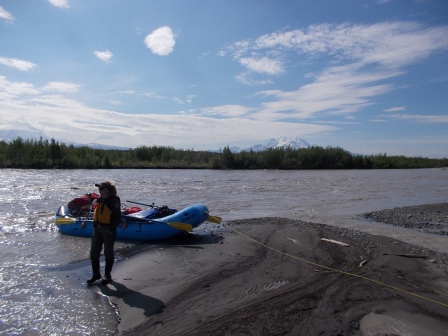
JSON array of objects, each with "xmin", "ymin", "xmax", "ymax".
[{"xmin": 1, "ymin": 0, "xmax": 448, "ymax": 158}]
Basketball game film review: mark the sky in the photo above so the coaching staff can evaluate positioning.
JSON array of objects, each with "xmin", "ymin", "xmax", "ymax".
[{"xmin": 1, "ymin": 0, "xmax": 448, "ymax": 158}]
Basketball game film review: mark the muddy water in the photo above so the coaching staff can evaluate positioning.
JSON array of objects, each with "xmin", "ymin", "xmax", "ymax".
[{"xmin": 0, "ymin": 168, "xmax": 446, "ymax": 335}]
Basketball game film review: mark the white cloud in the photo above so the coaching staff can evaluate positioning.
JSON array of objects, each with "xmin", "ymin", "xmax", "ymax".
[
  {"xmin": 0, "ymin": 75, "xmax": 337, "ymax": 149},
  {"xmin": 172, "ymin": 95, "xmax": 197, "ymax": 104},
  {"xmin": 254, "ymin": 64, "xmax": 396, "ymax": 121},
  {"xmin": 144, "ymin": 26, "xmax": 176, "ymax": 56},
  {"xmin": 385, "ymin": 114, "xmax": 448, "ymax": 123},
  {"xmin": 94, "ymin": 50, "xmax": 113, "ymax": 63},
  {"xmin": 384, "ymin": 106, "xmax": 406, "ymax": 112},
  {"xmin": 42, "ymin": 82, "xmax": 80, "ymax": 93},
  {"xmin": 142, "ymin": 91, "xmax": 166, "ymax": 99},
  {"xmin": 48, "ymin": 0, "xmax": 70, "ymax": 8},
  {"xmin": 0, "ymin": 95, "xmax": 334, "ymax": 150},
  {"xmin": 0, "ymin": 76, "xmax": 39, "ymax": 99},
  {"xmin": 246, "ymin": 22, "xmax": 448, "ymax": 70},
  {"xmin": 0, "ymin": 57, "xmax": 36, "ymax": 71},
  {"xmin": 317, "ymin": 120, "xmax": 359, "ymax": 125},
  {"xmin": 173, "ymin": 97, "xmax": 183, "ymax": 104},
  {"xmin": 200, "ymin": 105, "xmax": 252, "ymax": 118},
  {"xmin": 239, "ymin": 57, "xmax": 284, "ymax": 75},
  {"xmin": 235, "ymin": 73, "xmax": 272, "ymax": 86},
  {"xmin": 115, "ymin": 89, "xmax": 168, "ymax": 101},
  {"xmin": 224, "ymin": 22, "xmax": 448, "ymax": 122},
  {"xmin": 359, "ymin": 23, "xmax": 448, "ymax": 68},
  {"xmin": 30, "ymin": 95, "xmax": 85, "ymax": 109},
  {"xmin": 0, "ymin": 6, "xmax": 15, "ymax": 21}
]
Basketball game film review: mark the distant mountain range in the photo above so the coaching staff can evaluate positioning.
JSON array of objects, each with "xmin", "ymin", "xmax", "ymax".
[
  {"xmin": 0, "ymin": 128, "xmax": 130, "ymax": 150},
  {"xmin": 228, "ymin": 136, "xmax": 310, "ymax": 153},
  {"xmin": 0, "ymin": 128, "xmax": 310, "ymax": 153},
  {"xmin": 0, "ymin": 126, "xmax": 44, "ymax": 143}
]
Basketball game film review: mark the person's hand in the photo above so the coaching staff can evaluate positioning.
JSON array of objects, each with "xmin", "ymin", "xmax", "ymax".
[
  {"xmin": 122, "ymin": 220, "xmax": 128, "ymax": 229},
  {"xmin": 81, "ymin": 222, "xmax": 86, "ymax": 228}
]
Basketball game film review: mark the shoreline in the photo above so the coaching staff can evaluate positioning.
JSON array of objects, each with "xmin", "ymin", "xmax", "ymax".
[
  {"xmin": 362, "ymin": 202, "xmax": 448, "ymax": 236},
  {"xmin": 100, "ymin": 203, "xmax": 448, "ymax": 335}
]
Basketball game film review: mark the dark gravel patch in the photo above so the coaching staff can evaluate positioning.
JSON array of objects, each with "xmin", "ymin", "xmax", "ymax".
[{"xmin": 362, "ymin": 202, "xmax": 448, "ymax": 236}]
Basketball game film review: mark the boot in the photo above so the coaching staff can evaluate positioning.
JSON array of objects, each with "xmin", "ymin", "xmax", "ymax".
[
  {"xmin": 87, "ymin": 260, "xmax": 101, "ymax": 285},
  {"xmin": 101, "ymin": 260, "xmax": 114, "ymax": 285}
]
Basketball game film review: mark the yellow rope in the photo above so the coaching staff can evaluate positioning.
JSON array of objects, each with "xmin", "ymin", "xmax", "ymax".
[
  {"xmin": 345, "ymin": 263, "xmax": 448, "ymax": 299},
  {"xmin": 226, "ymin": 225, "xmax": 448, "ymax": 308}
]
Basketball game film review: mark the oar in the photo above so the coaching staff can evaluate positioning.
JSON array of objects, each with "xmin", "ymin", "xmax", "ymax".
[
  {"xmin": 165, "ymin": 222, "xmax": 193, "ymax": 232},
  {"xmin": 121, "ymin": 216, "xmax": 192, "ymax": 231},
  {"xmin": 55, "ymin": 217, "xmax": 76, "ymax": 225},
  {"xmin": 207, "ymin": 214, "xmax": 222, "ymax": 224},
  {"xmin": 56, "ymin": 216, "xmax": 193, "ymax": 232},
  {"xmin": 121, "ymin": 214, "xmax": 193, "ymax": 232},
  {"xmin": 123, "ymin": 217, "xmax": 193, "ymax": 232},
  {"xmin": 126, "ymin": 200, "xmax": 154, "ymax": 207}
]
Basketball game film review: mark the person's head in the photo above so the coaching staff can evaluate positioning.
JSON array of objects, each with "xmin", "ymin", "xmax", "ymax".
[{"xmin": 94, "ymin": 181, "xmax": 117, "ymax": 197}]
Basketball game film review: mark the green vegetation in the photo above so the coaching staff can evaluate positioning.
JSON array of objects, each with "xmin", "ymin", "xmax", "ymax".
[{"xmin": 0, "ymin": 137, "xmax": 447, "ymax": 169}]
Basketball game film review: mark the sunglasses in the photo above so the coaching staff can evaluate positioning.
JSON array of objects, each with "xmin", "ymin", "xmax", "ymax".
[{"xmin": 98, "ymin": 187, "xmax": 106, "ymax": 190}]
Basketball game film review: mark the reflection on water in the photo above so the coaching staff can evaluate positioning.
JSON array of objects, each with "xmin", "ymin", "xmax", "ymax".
[{"xmin": 0, "ymin": 168, "xmax": 447, "ymax": 334}]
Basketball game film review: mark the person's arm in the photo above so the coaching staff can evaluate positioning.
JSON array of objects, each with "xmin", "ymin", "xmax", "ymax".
[{"xmin": 109, "ymin": 196, "xmax": 122, "ymax": 228}]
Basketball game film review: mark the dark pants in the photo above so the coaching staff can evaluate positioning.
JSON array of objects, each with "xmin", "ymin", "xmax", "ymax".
[{"xmin": 90, "ymin": 224, "xmax": 116, "ymax": 264}]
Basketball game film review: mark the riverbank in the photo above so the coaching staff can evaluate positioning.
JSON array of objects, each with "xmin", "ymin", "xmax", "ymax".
[
  {"xmin": 362, "ymin": 202, "xmax": 448, "ymax": 236},
  {"xmin": 99, "ymin": 204, "xmax": 448, "ymax": 335}
]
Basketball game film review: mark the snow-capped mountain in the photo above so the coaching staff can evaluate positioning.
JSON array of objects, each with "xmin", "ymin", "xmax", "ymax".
[
  {"xmin": 0, "ymin": 121, "xmax": 47, "ymax": 142},
  {"xmin": 230, "ymin": 136, "xmax": 310, "ymax": 153},
  {"xmin": 265, "ymin": 136, "xmax": 310, "ymax": 150},
  {"xmin": 83, "ymin": 142, "xmax": 130, "ymax": 150}
]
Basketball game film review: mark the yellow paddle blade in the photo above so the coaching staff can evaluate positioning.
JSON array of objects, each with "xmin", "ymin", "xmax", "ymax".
[
  {"xmin": 167, "ymin": 222, "xmax": 193, "ymax": 232},
  {"xmin": 55, "ymin": 217, "xmax": 76, "ymax": 225},
  {"xmin": 207, "ymin": 215, "xmax": 222, "ymax": 224}
]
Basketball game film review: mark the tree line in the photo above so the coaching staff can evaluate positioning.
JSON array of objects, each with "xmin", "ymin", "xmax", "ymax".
[{"xmin": 0, "ymin": 137, "xmax": 447, "ymax": 170}]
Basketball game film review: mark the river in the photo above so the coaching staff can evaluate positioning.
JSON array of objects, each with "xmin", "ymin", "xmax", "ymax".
[{"xmin": 0, "ymin": 168, "xmax": 447, "ymax": 335}]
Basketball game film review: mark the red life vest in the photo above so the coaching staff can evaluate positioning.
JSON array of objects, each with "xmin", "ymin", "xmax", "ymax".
[
  {"xmin": 68, "ymin": 192, "xmax": 99, "ymax": 216},
  {"xmin": 125, "ymin": 206, "xmax": 142, "ymax": 214}
]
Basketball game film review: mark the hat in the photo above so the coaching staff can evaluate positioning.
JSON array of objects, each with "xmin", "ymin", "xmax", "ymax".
[{"xmin": 95, "ymin": 181, "xmax": 113, "ymax": 189}]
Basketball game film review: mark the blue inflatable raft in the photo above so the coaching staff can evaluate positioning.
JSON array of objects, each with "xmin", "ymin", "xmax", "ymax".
[{"xmin": 55, "ymin": 203, "xmax": 221, "ymax": 241}]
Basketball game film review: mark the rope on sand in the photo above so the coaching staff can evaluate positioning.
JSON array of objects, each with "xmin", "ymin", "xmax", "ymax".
[
  {"xmin": 344, "ymin": 262, "xmax": 448, "ymax": 299},
  {"xmin": 226, "ymin": 224, "xmax": 448, "ymax": 309}
]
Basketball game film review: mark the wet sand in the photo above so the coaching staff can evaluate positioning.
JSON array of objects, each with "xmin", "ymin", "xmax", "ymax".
[{"xmin": 99, "ymin": 204, "xmax": 448, "ymax": 335}]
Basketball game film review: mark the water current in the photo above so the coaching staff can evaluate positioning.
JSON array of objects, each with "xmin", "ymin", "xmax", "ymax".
[{"xmin": 0, "ymin": 168, "xmax": 447, "ymax": 335}]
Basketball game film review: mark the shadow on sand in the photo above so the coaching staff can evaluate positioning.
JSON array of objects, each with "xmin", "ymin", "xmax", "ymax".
[
  {"xmin": 99, "ymin": 280, "xmax": 165, "ymax": 317},
  {"xmin": 96, "ymin": 231, "xmax": 226, "ymax": 322},
  {"xmin": 115, "ymin": 230, "xmax": 225, "ymax": 259}
]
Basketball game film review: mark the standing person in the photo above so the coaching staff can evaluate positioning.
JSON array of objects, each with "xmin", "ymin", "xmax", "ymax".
[{"xmin": 87, "ymin": 181, "xmax": 122, "ymax": 285}]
